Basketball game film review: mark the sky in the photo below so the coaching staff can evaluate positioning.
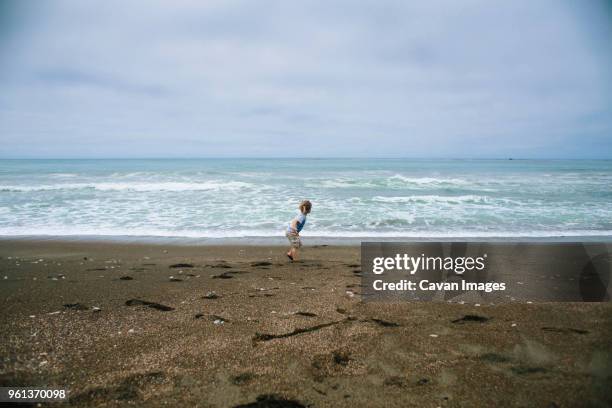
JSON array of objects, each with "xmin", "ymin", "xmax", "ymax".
[{"xmin": 0, "ymin": 0, "xmax": 611, "ymax": 159}]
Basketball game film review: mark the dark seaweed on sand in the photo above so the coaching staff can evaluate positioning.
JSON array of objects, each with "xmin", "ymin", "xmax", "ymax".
[
  {"xmin": 169, "ymin": 263, "xmax": 194, "ymax": 268},
  {"xmin": 251, "ymin": 261, "xmax": 273, "ymax": 267},
  {"xmin": 332, "ymin": 351, "xmax": 350, "ymax": 366},
  {"xmin": 371, "ymin": 318, "xmax": 400, "ymax": 327},
  {"xmin": 233, "ymin": 394, "xmax": 306, "ymax": 408},
  {"xmin": 64, "ymin": 302, "xmax": 88, "ymax": 310},
  {"xmin": 125, "ymin": 299, "xmax": 174, "ymax": 311},
  {"xmin": 212, "ymin": 272, "xmax": 234, "ymax": 279},
  {"xmin": 451, "ymin": 314, "xmax": 489, "ymax": 323},
  {"xmin": 207, "ymin": 263, "xmax": 232, "ymax": 268},
  {"xmin": 253, "ymin": 320, "xmax": 343, "ymax": 342},
  {"xmin": 213, "ymin": 270, "xmax": 248, "ymax": 279},
  {"xmin": 295, "ymin": 311, "xmax": 317, "ymax": 317},
  {"xmin": 231, "ymin": 372, "xmax": 255, "ymax": 385},
  {"xmin": 541, "ymin": 327, "xmax": 588, "ymax": 334}
]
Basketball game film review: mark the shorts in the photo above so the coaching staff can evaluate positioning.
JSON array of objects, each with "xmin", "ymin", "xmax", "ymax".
[{"xmin": 285, "ymin": 231, "xmax": 302, "ymax": 248}]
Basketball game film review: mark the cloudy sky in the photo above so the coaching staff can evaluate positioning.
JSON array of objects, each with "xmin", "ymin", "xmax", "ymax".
[{"xmin": 0, "ymin": 0, "xmax": 611, "ymax": 158}]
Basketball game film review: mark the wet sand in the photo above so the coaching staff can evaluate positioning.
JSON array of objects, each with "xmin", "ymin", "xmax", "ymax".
[{"xmin": 1, "ymin": 240, "xmax": 611, "ymax": 407}]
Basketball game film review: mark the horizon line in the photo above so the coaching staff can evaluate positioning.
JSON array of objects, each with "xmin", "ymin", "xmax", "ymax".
[{"xmin": 0, "ymin": 157, "xmax": 611, "ymax": 161}]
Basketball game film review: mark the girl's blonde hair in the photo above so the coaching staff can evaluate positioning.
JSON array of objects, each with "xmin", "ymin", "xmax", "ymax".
[{"xmin": 300, "ymin": 200, "xmax": 312, "ymax": 213}]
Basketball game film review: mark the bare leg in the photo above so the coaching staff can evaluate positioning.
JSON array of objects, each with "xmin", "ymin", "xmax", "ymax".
[{"xmin": 287, "ymin": 247, "xmax": 298, "ymax": 261}]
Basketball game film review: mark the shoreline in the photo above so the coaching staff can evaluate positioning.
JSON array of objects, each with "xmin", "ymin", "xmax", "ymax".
[{"xmin": 2, "ymin": 234, "xmax": 612, "ymax": 247}]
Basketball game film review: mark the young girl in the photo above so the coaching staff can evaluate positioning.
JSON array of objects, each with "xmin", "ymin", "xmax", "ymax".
[{"xmin": 285, "ymin": 200, "xmax": 312, "ymax": 261}]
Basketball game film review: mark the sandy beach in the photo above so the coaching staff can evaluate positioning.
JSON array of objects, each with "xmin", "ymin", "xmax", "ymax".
[{"xmin": 1, "ymin": 240, "xmax": 611, "ymax": 407}]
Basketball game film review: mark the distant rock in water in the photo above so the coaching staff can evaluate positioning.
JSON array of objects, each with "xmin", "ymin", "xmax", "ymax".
[{"xmin": 169, "ymin": 263, "xmax": 194, "ymax": 268}]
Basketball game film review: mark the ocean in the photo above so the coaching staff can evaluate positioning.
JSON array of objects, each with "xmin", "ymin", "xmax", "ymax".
[{"xmin": 0, "ymin": 159, "xmax": 611, "ymax": 242}]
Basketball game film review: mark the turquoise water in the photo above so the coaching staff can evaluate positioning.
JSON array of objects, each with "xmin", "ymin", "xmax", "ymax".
[{"xmin": 0, "ymin": 159, "xmax": 611, "ymax": 239}]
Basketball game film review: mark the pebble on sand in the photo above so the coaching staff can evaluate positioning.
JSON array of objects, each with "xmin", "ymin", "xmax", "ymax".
[
  {"xmin": 210, "ymin": 315, "xmax": 228, "ymax": 325},
  {"xmin": 203, "ymin": 291, "xmax": 219, "ymax": 299}
]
